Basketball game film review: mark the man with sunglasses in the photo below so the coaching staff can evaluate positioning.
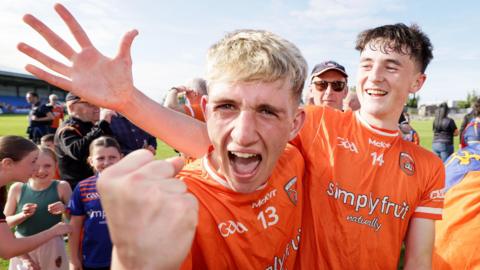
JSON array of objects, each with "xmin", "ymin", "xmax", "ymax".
[
  {"xmin": 309, "ymin": 61, "xmax": 348, "ymax": 110},
  {"xmin": 54, "ymin": 93, "xmax": 114, "ymax": 189}
]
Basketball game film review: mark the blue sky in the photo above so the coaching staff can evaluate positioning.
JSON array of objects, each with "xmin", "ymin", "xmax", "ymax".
[{"xmin": 1, "ymin": 0, "xmax": 479, "ymax": 104}]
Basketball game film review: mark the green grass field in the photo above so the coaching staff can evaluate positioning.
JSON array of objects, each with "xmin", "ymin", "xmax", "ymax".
[{"xmin": 0, "ymin": 114, "xmax": 460, "ymax": 269}]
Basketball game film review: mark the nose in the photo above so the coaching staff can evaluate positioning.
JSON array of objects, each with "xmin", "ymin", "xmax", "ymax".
[
  {"xmin": 324, "ymin": 84, "xmax": 335, "ymax": 97},
  {"xmin": 368, "ymin": 64, "xmax": 384, "ymax": 83},
  {"xmin": 230, "ymin": 111, "xmax": 259, "ymax": 146}
]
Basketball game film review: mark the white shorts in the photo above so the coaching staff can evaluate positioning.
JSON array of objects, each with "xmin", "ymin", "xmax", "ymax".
[{"xmin": 9, "ymin": 234, "xmax": 68, "ymax": 270}]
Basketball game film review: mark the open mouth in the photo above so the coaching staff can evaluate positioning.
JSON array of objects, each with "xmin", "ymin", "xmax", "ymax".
[
  {"xmin": 228, "ymin": 151, "xmax": 262, "ymax": 178},
  {"xmin": 366, "ymin": 89, "xmax": 387, "ymax": 97}
]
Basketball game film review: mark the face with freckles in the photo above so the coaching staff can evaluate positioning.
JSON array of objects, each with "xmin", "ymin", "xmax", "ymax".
[
  {"xmin": 203, "ymin": 80, "xmax": 305, "ymax": 193},
  {"xmin": 357, "ymin": 40, "xmax": 426, "ymax": 129}
]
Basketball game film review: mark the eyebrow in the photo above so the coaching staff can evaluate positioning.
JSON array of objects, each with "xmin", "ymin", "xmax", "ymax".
[
  {"xmin": 257, "ymin": 103, "xmax": 286, "ymax": 115},
  {"xmin": 360, "ymin": 57, "xmax": 402, "ymax": 66}
]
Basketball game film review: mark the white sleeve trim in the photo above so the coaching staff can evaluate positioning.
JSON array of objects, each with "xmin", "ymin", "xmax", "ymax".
[{"xmin": 414, "ymin": 206, "xmax": 442, "ymax": 215}]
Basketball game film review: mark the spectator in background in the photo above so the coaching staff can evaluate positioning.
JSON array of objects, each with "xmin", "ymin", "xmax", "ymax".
[
  {"xmin": 343, "ymin": 91, "xmax": 360, "ymax": 111},
  {"xmin": 46, "ymin": 94, "xmax": 65, "ymax": 134},
  {"xmin": 4, "ymin": 147, "xmax": 71, "ymax": 270},
  {"xmin": 54, "ymin": 93, "xmax": 113, "ymax": 190},
  {"xmin": 40, "ymin": 134, "xmax": 55, "ymax": 150},
  {"xmin": 459, "ymin": 98, "xmax": 479, "ymax": 136},
  {"xmin": 26, "ymin": 91, "xmax": 54, "ymax": 144},
  {"xmin": 68, "ymin": 136, "xmax": 123, "ymax": 270},
  {"xmin": 308, "ymin": 60, "xmax": 348, "ymax": 110},
  {"xmin": 0, "ymin": 135, "xmax": 71, "ymax": 260},
  {"xmin": 432, "ymin": 102, "xmax": 458, "ymax": 161},
  {"xmin": 163, "ymin": 78, "xmax": 207, "ymax": 122},
  {"xmin": 40, "ymin": 134, "xmax": 61, "ymax": 179},
  {"xmin": 460, "ymin": 98, "xmax": 480, "ymax": 148},
  {"xmin": 109, "ymin": 112, "xmax": 157, "ymax": 155}
]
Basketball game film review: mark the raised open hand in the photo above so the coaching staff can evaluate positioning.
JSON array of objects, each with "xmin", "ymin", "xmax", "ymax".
[{"xmin": 19, "ymin": 3, "xmax": 138, "ymax": 112}]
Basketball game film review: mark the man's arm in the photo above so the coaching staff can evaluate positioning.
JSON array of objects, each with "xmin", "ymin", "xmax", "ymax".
[
  {"xmin": 57, "ymin": 121, "xmax": 111, "ymax": 159},
  {"xmin": 403, "ymin": 218, "xmax": 435, "ymax": 270},
  {"xmin": 31, "ymin": 111, "xmax": 54, "ymax": 122},
  {"xmin": 19, "ymin": 4, "xmax": 209, "ymax": 158},
  {"xmin": 163, "ymin": 87, "xmax": 187, "ymax": 114}
]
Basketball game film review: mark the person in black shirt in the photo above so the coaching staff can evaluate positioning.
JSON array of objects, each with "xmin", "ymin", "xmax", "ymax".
[
  {"xmin": 26, "ymin": 91, "xmax": 54, "ymax": 144},
  {"xmin": 54, "ymin": 93, "xmax": 114, "ymax": 189},
  {"xmin": 432, "ymin": 102, "xmax": 458, "ymax": 161}
]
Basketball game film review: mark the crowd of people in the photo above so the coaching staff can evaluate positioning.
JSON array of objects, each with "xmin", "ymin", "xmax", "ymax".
[{"xmin": 1, "ymin": 3, "xmax": 479, "ymax": 270}]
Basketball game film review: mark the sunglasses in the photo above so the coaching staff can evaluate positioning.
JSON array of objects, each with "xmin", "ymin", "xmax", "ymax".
[{"xmin": 312, "ymin": 80, "xmax": 346, "ymax": 92}]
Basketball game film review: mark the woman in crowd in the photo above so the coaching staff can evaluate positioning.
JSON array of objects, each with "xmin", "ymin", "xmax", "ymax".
[
  {"xmin": 432, "ymin": 102, "xmax": 458, "ymax": 161},
  {"xmin": 68, "ymin": 136, "xmax": 123, "ymax": 270},
  {"xmin": 0, "ymin": 135, "xmax": 70, "ymax": 260},
  {"xmin": 4, "ymin": 146, "xmax": 72, "ymax": 270}
]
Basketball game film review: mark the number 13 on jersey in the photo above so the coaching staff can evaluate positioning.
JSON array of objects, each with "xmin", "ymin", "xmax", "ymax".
[{"xmin": 257, "ymin": 206, "xmax": 279, "ymax": 229}]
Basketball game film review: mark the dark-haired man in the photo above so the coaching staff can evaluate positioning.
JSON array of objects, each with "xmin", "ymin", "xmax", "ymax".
[
  {"xmin": 25, "ymin": 91, "xmax": 54, "ymax": 144},
  {"xmin": 294, "ymin": 23, "xmax": 444, "ymax": 269}
]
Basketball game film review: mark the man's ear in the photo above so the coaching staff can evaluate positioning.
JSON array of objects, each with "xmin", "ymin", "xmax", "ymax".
[
  {"xmin": 201, "ymin": 95, "xmax": 209, "ymax": 120},
  {"xmin": 410, "ymin": 73, "xmax": 426, "ymax": 94},
  {"xmin": 289, "ymin": 108, "xmax": 306, "ymax": 141}
]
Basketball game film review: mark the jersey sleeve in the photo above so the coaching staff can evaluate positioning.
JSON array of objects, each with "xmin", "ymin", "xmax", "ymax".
[
  {"xmin": 412, "ymin": 158, "xmax": 445, "ymax": 220},
  {"xmin": 67, "ymin": 185, "xmax": 85, "ymax": 216}
]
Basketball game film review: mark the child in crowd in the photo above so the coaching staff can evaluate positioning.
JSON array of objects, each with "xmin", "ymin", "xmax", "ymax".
[
  {"xmin": 4, "ymin": 147, "xmax": 71, "ymax": 270},
  {"xmin": 400, "ymin": 122, "xmax": 420, "ymax": 145},
  {"xmin": 40, "ymin": 134, "xmax": 55, "ymax": 151},
  {"xmin": 68, "ymin": 136, "xmax": 123, "ymax": 270},
  {"xmin": 0, "ymin": 136, "xmax": 70, "ymax": 260}
]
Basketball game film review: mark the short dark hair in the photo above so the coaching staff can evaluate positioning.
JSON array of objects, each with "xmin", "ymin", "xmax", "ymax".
[
  {"xmin": 40, "ymin": 134, "xmax": 55, "ymax": 144},
  {"xmin": 26, "ymin": 91, "xmax": 39, "ymax": 98},
  {"xmin": 89, "ymin": 136, "xmax": 122, "ymax": 157},
  {"xmin": 355, "ymin": 23, "xmax": 433, "ymax": 73}
]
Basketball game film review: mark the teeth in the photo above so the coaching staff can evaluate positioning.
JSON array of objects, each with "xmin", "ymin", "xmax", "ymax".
[
  {"xmin": 230, "ymin": 151, "xmax": 257, "ymax": 158},
  {"xmin": 366, "ymin": 89, "xmax": 387, "ymax": 95}
]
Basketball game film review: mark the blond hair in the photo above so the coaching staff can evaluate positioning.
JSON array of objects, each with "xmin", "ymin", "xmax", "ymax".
[{"xmin": 206, "ymin": 29, "xmax": 308, "ymax": 103}]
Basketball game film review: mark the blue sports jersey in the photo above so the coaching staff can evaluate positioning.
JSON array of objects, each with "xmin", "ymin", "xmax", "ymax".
[
  {"xmin": 68, "ymin": 174, "xmax": 112, "ymax": 268},
  {"xmin": 444, "ymin": 143, "xmax": 480, "ymax": 192}
]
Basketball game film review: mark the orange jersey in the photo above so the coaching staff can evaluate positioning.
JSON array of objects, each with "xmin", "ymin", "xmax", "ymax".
[
  {"xmin": 177, "ymin": 144, "xmax": 304, "ymax": 269},
  {"xmin": 433, "ymin": 171, "xmax": 480, "ymax": 269},
  {"xmin": 183, "ymin": 103, "xmax": 205, "ymax": 122},
  {"xmin": 292, "ymin": 106, "xmax": 444, "ymax": 269}
]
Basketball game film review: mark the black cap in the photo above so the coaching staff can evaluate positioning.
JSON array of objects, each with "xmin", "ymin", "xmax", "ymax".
[{"xmin": 310, "ymin": 61, "xmax": 348, "ymax": 79}]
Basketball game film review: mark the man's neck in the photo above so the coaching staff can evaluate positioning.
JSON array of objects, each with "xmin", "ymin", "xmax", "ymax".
[{"xmin": 357, "ymin": 110, "xmax": 399, "ymax": 131}]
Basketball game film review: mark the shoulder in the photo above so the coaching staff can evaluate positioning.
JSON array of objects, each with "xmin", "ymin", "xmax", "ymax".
[
  {"xmin": 7, "ymin": 182, "xmax": 24, "ymax": 196},
  {"xmin": 403, "ymin": 142, "xmax": 444, "ymax": 170},
  {"xmin": 57, "ymin": 180, "xmax": 72, "ymax": 193}
]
